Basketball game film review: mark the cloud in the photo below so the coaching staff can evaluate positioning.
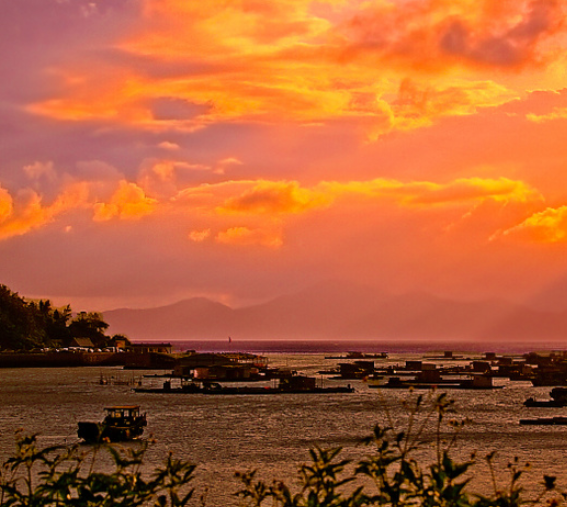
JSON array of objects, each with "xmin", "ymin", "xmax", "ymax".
[
  {"xmin": 93, "ymin": 180, "xmax": 157, "ymax": 221},
  {"xmin": 23, "ymin": 161, "xmax": 57, "ymax": 182},
  {"xmin": 339, "ymin": 0, "xmax": 564, "ymax": 70},
  {"xmin": 0, "ymin": 182, "xmax": 90, "ymax": 240},
  {"xmin": 214, "ymin": 157, "xmax": 243, "ymax": 175},
  {"xmin": 216, "ymin": 176, "xmax": 540, "ymax": 215},
  {"xmin": 397, "ymin": 177, "xmax": 542, "ymax": 205},
  {"xmin": 158, "ymin": 141, "xmax": 180, "ymax": 150},
  {"xmin": 527, "ymin": 106, "xmax": 567, "ymax": 123},
  {"xmin": 23, "ymin": 0, "xmax": 566, "ymax": 141},
  {"xmin": 0, "ymin": 168, "xmax": 546, "ymax": 248},
  {"xmin": 0, "ymin": 186, "xmax": 13, "ymax": 223},
  {"xmin": 217, "ymin": 180, "xmax": 331, "ymax": 215},
  {"xmin": 500, "ymin": 206, "xmax": 567, "ymax": 243},
  {"xmin": 438, "ymin": 0, "xmax": 562, "ymax": 68},
  {"xmin": 216, "ymin": 226, "xmax": 283, "ymax": 248},
  {"xmin": 189, "ymin": 229, "xmax": 211, "ymax": 242}
]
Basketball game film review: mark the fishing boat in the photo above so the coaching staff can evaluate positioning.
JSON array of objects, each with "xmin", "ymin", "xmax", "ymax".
[
  {"xmin": 78, "ymin": 405, "xmax": 147, "ymax": 443},
  {"xmin": 524, "ymin": 387, "xmax": 567, "ymax": 407}
]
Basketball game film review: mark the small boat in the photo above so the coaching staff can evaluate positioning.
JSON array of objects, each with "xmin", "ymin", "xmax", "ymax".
[
  {"xmin": 78, "ymin": 405, "xmax": 147, "ymax": 443},
  {"xmin": 523, "ymin": 387, "xmax": 567, "ymax": 407},
  {"xmin": 520, "ymin": 416, "xmax": 567, "ymax": 426}
]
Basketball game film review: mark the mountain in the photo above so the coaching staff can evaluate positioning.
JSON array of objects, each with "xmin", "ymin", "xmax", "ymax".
[
  {"xmin": 103, "ymin": 281, "xmax": 567, "ymax": 342},
  {"xmin": 104, "ymin": 297, "xmax": 235, "ymax": 340}
]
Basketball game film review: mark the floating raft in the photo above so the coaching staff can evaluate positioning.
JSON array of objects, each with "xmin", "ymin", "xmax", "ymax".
[{"xmin": 520, "ymin": 416, "xmax": 567, "ymax": 426}]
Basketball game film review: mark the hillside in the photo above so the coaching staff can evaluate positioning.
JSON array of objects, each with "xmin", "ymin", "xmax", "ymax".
[{"xmin": 103, "ymin": 281, "xmax": 567, "ymax": 341}]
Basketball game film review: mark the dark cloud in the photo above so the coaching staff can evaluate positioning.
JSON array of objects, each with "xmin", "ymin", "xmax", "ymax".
[{"xmin": 440, "ymin": 0, "xmax": 562, "ymax": 67}]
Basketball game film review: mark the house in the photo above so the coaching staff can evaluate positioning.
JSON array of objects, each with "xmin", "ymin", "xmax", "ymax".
[
  {"xmin": 173, "ymin": 353, "xmax": 261, "ymax": 380},
  {"xmin": 125, "ymin": 343, "xmax": 173, "ymax": 354},
  {"xmin": 69, "ymin": 337, "xmax": 95, "ymax": 349}
]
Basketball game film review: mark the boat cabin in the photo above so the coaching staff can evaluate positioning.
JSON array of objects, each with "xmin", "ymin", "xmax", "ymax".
[{"xmin": 104, "ymin": 405, "xmax": 142, "ymax": 421}]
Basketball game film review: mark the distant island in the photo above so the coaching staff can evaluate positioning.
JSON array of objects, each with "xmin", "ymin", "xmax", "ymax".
[{"xmin": 0, "ymin": 283, "xmax": 128, "ymax": 351}]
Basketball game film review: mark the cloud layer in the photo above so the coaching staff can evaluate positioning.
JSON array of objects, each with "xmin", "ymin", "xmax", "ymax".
[{"xmin": 2, "ymin": 0, "xmax": 567, "ymax": 315}]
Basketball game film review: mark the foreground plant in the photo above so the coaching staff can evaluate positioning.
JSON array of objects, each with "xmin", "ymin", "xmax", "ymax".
[
  {"xmin": 235, "ymin": 392, "xmax": 564, "ymax": 507},
  {"xmin": 1, "ymin": 393, "xmax": 563, "ymax": 507},
  {"xmin": 0, "ymin": 431, "xmax": 196, "ymax": 507}
]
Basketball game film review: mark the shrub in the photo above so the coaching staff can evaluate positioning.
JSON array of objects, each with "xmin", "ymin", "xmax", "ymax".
[
  {"xmin": 235, "ymin": 392, "xmax": 563, "ymax": 507},
  {"xmin": 0, "ymin": 432, "xmax": 196, "ymax": 507}
]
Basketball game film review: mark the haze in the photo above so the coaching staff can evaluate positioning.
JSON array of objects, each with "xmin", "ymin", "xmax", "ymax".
[{"xmin": 2, "ymin": 0, "xmax": 567, "ymax": 340}]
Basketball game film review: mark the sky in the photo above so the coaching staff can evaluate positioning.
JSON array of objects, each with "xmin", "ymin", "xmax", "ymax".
[{"xmin": 2, "ymin": 0, "xmax": 567, "ymax": 314}]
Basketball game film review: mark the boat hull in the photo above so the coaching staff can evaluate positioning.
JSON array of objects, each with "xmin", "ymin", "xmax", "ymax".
[{"xmin": 78, "ymin": 421, "xmax": 146, "ymax": 443}]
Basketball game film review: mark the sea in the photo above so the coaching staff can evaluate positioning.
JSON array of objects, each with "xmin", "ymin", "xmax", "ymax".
[{"xmin": 1, "ymin": 339, "xmax": 567, "ymax": 506}]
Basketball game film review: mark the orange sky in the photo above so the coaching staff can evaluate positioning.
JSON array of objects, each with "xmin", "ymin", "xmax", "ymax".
[{"xmin": 2, "ymin": 0, "xmax": 567, "ymax": 321}]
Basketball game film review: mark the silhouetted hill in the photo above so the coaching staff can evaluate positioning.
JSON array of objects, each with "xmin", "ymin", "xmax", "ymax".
[
  {"xmin": 104, "ymin": 298, "xmax": 235, "ymax": 340},
  {"xmin": 103, "ymin": 281, "xmax": 567, "ymax": 341}
]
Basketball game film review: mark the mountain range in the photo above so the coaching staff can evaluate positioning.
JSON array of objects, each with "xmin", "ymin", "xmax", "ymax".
[{"xmin": 103, "ymin": 281, "xmax": 567, "ymax": 342}]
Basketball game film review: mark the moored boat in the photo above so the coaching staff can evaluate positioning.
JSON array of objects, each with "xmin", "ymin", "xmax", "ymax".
[
  {"xmin": 78, "ymin": 405, "xmax": 147, "ymax": 443},
  {"xmin": 520, "ymin": 416, "xmax": 567, "ymax": 426},
  {"xmin": 523, "ymin": 387, "xmax": 567, "ymax": 407},
  {"xmin": 371, "ymin": 373, "xmax": 501, "ymax": 390}
]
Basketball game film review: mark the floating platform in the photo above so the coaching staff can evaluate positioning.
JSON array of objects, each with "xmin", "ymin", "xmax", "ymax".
[
  {"xmin": 520, "ymin": 416, "xmax": 567, "ymax": 426},
  {"xmin": 134, "ymin": 376, "xmax": 355, "ymax": 395}
]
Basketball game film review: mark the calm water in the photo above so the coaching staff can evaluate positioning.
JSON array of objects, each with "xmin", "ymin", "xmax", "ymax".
[{"xmin": 1, "ymin": 342, "xmax": 566, "ymax": 505}]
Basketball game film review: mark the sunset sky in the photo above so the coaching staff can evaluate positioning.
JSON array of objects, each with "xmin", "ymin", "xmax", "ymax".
[{"xmin": 2, "ymin": 0, "xmax": 567, "ymax": 315}]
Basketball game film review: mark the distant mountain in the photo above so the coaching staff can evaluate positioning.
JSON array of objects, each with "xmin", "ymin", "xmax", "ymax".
[
  {"xmin": 103, "ymin": 281, "xmax": 567, "ymax": 342},
  {"xmin": 104, "ymin": 297, "xmax": 235, "ymax": 340}
]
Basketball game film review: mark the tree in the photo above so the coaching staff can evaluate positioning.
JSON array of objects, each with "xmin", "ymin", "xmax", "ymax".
[
  {"xmin": 0, "ymin": 283, "xmax": 114, "ymax": 350},
  {"xmin": 68, "ymin": 312, "xmax": 109, "ymax": 347},
  {"xmin": 0, "ymin": 285, "xmax": 45, "ymax": 350}
]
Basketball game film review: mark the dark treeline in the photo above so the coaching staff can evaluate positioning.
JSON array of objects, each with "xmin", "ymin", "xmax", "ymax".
[{"xmin": 0, "ymin": 284, "xmax": 126, "ymax": 351}]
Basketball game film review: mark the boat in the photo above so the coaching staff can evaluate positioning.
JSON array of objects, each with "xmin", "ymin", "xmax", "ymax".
[
  {"xmin": 364, "ymin": 374, "xmax": 384, "ymax": 387},
  {"xmin": 370, "ymin": 373, "xmax": 502, "ymax": 390},
  {"xmin": 520, "ymin": 416, "xmax": 567, "ymax": 426},
  {"xmin": 523, "ymin": 387, "xmax": 567, "ymax": 407},
  {"xmin": 77, "ymin": 405, "xmax": 147, "ymax": 443}
]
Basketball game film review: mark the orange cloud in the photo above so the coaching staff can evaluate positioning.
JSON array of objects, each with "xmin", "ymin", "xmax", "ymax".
[
  {"xmin": 158, "ymin": 141, "xmax": 181, "ymax": 150},
  {"xmin": 0, "ymin": 171, "xmax": 545, "ymax": 247},
  {"xmin": 189, "ymin": 229, "xmax": 211, "ymax": 242},
  {"xmin": 527, "ymin": 107, "xmax": 567, "ymax": 123},
  {"xmin": 216, "ymin": 226, "xmax": 283, "ymax": 248},
  {"xmin": 0, "ymin": 183, "xmax": 90, "ymax": 240},
  {"xmin": 26, "ymin": 0, "xmax": 567, "ymax": 139},
  {"xmin": 501, "ymin": 206, "xmax": 567, "ymax": 243},
  {"xmin": 337, "ymin": 0, "xmax": 564, "ymax": 70},
  {"xmin": 216, "ymin": 176, "xmax": 540, "ymax": 215},
  {"xmin": 396, "ymin": 177, "xmax": 542, "ymax": 205},
  {"xmin": 93, "ymin": 180, "xmax": 157, "ymax": 221},
  {"xmin": 217, "ymin": 180, "xmax": 331, "ymax": 215},
  {"xmin": 0, "ymin": 187, "xmax": 13, "ymax": 223}
]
